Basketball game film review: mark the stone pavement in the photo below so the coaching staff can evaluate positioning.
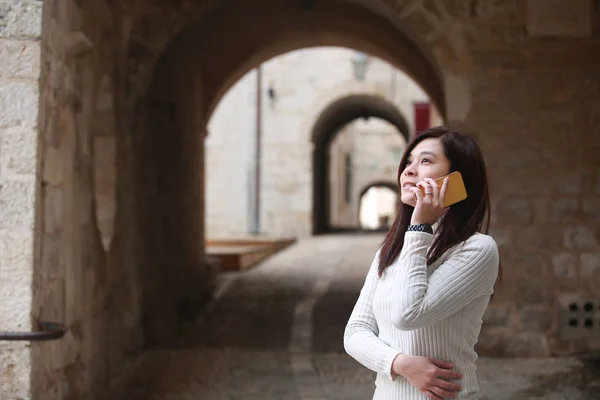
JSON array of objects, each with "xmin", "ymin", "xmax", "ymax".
[{"xmin": 113, "ymin": 235, "xmax": 600, "ymax": 400}]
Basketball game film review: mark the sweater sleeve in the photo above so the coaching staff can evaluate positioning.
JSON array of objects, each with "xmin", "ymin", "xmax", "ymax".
[
  {"xmin": 389, "ymin": 232, "xmax": 499, "ymax": 331},
  {"xmin": 344, "ymin": 250, "xmax": 401, "ymax": 380}
]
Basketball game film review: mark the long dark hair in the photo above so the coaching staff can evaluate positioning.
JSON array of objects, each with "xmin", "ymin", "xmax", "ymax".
[{"xmin": 378, "ymin": 126, "xmax": 494, "ymax": 277}]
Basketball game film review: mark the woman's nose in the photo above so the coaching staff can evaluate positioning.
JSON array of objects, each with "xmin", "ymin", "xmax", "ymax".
[{"xmin": 404, "ymin": 166, "xmax": 416, "ymax": 176}]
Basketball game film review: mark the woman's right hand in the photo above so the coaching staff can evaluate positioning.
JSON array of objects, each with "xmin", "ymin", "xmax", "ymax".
[{"xmin": 392, "ymin": 354, "xmax": 462, "ymax": 399}]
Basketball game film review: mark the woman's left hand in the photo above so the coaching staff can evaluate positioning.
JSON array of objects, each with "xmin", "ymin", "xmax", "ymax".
[{"xmin": 410, "ymin": 177, "xmax": 448, "ymax": 226}]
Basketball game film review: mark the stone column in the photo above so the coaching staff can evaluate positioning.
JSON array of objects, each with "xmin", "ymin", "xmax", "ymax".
[{"xmin": 0, "ymin": 0, "xmax": 43, "ymax": 397}]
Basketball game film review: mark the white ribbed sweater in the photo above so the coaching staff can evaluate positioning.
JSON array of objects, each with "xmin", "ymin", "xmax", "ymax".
[{"xmin": 344, "ymin": 231, "xmax": 499, "ymax": 400}]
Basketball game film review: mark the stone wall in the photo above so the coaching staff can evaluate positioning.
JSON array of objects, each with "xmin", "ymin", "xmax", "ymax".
[
  {"xmin": 437, "ymin": 0, "xmax": 600, "ymax": 356},
  {"xmin": 28, "ymin": 1, "xmax": 146, "ymax": 398},
  {"xmin": 0, "ymin": 0, "xmax": 599, "ymax": 398},
  {"xmin": 25, "ymin": 1, "xmax": 214, "ymax": 398},
  {"xmin": 0, "ymin": 0, "xmax": 42, "ymax": 397}
]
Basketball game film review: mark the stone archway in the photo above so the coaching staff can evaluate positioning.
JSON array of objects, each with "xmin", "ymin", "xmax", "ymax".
[
  {"xmin": 131, "ymin": 0, "xmax": 446, "ymax": 344},
  {"xmin": 311, "ymin": 95, "xmax": 409, "ymax": 234},
  {"xmin": 129, "ymin": 0, "xmax": 446, "ymax": 125},
  {"xmin": 358, "ymin": 180, "xmax": 399, "ymax": 200},
  {"xmin": 12, "ymin": 1, "xmax": 599, "ymax": 397},
  {"xmin": 357, "ymin": 181, "xmax": 399, "ymax": 231}
]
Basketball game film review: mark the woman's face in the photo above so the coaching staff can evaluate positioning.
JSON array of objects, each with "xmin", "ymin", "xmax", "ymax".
[{"xmin": 399, "ymin": 138, "xmax": 451, "ymax": 207}]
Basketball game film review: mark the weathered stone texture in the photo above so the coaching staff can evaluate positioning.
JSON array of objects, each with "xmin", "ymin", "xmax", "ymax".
[
  {"xmin": 0, "ymin": 0, "xmax": 42, "ymax": 38},
  {"xmin": 0, "ymin": 0, "xmax": 598, "ymax": 398},
  {"xmin": 580, "ymin": 252, "xmax": 600, "ymax": 278},
  {"xmin": 0, "ymin": 1, "xmax": 43, "ymax": 397}
]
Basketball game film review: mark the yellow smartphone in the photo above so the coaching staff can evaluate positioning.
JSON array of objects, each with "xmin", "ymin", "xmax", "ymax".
[{"xmin": 420, "ymin": 171, "xmax": 468, "ymax": 207}]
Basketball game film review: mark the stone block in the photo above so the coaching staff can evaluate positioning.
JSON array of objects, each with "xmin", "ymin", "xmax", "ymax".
[
  {"xmin": 532, "ymin": 197, "xmax": 550, "ymax": 223},
  {"xmin": 0, "ymin": 278, "xmax": 31, "ymax": 331},
  {"xmin": 563, "ymin": 226, "xmax": 598, "ymax": 250},
  {"xmin": 551, "ymin": 253, "xmax": 577, "ymax": 278},
  {"xmin": 496, "ymin": 197, "xmax": 532, "ymax": 224},
  {"xmin": 502, "ymin": 250, "xmax": 548, "ymax": 277},
  {"xmin": 580, "ymin": 252, "xmax": 600, "ymax": 278},
  {"xmin": 40, "ymin": 234, "xmax": 61, "ymax": 282},
  {"xmin": 475, "ymin": 328, "xmax": 508, "ymax": 356},
  {"xmin": 443, "ymin": 74, "xmax": 470, "ymax": 121},
  {"xmin": 0, "ymin": 228, "xmax": 33, "ymax": 279},
  {"xmin": 555, "ymin": 172, "xmax": 584, "ymax": 194},
  {"xmin": 0, "ymin": 81, "xmax": 39, "ymax": 127},
  {"xmin": 0, "ymin": 0, "xmax": 42, "ymax": 38},
  {"xmin": 0, "ymin": 39, "xmax": 40, "ymax": 78},
  {"xmin": 42, "ymin": 146, "xmax": 63, "ymax": 186},
  {"xmin": 1, "ymin": 125, "xmax": 38, "ymax": 176},
  {"xmin": 582, "ymin": 197, "xmax": 600, "ymax": 221},
  {"xmin": 488, "ymin": 225, "xmax": 511, "ymax": 248},
  {"xmin": 518, "ymin": 306, "xmax": 553, "ymax": 332},
  {"xmin": 482, "ymin": 305, "xmax": 511, "ymax": 327},
  {"xmin": 503, "ymin": 332, "xmax": 549, "ymax": 357},
  {"xmin": 556, "ymin": 277, "xmax": 580, "ymax": 292},
  {"xmin": 514, "ymin": 225, "xmax": 562, "ymax": 250},
  {"xmin": 527, "ymin": 0, "xmax": 597, "ymax": 38},
  {"xmin": 501, "ymin": 146, "xmax": 547, "ymax": 170},
  {"xmin": 65, "ymin": 31, "xmax": 93, "ymax": 56},
  {"xmin": 37, "ymin": 280, "xmax": 65, "ymax": 327},
  {"xmin": 513, "ymin": 277, "xmax": 553, "ymax": 305},
  {"xmin": 0, "ymin": 343, "xmax": 30, "ymax": 398},
  {"xmin": 43, "ymin": 187, "xmax": 63, "ymax": 234},
  {"xmin": 93, "ymin": 137, "xmax": 116, "ymax": 191},
  {"xmin": 0, "ymin": 180, "xmax": 35, "ymax": 229},
  {"xmin": 551, "ymin": 198, "xmax": 580, "ymax": 223},
  {"xmin": 472, "ymin": 49, "xmax": 528, "ymax": 70}
]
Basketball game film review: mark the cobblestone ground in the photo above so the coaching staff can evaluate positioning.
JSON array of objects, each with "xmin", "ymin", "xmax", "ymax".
[{"xmin": 115, "ymin": 235, "xmax": 600, "ymax": 400}]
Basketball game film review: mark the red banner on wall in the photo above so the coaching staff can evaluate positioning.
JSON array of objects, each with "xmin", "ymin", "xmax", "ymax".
[{"xmin": 413, "ymin": 102, "xmax": 431, "ymax": 134}]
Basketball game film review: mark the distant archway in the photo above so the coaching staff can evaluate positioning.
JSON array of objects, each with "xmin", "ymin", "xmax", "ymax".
[
  {"xmin": 312, "ymin": 95, "xmax": 408, "ymax": 234},
  {"xmin": 358, "ymin": 181, "xmax": 399, "ymax": 231}
]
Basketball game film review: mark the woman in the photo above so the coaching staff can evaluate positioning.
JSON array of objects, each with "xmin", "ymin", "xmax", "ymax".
[{"xmin": 344, "ymin": 126, "xmax": 500, "ymax": 400}]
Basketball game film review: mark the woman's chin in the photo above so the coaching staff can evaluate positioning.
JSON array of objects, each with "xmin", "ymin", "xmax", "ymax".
[{"xmin": 400, "ymin": 193, "xmax": 416, "ymax": 207}]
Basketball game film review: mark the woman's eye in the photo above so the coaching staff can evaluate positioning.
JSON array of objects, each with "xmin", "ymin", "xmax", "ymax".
[{"xmin": 421, "ymin": 158, "xmax": 431, "ymax": 164}]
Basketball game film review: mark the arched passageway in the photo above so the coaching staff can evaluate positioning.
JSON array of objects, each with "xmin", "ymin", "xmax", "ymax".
[
  {"xmin": 132, "ymin": 0, "xmax": 445, "ymax": 344},
  {"xmin": 22, "ymin": 0, "xmax": 600, "ymax": 398},
  {"xmin": 204, "ymin": 47, "xmax": 429, "ymax": 238},
  {"xmin": 312, "ymin": 95, "xmax": 409, "ymax": 234}
]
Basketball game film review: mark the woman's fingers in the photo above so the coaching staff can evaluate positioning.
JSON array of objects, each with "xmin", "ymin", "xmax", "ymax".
[
  {"xmin": 411, "ymin": 186, "xmax": 425, "ymax": 203},
  {"xmin": 436, "ymin": 367, "xmax": 463, "ymax": 381},
  {"xmin": 429, "ymin": 386, "xmax": 457, "ymax": 398},
  {"xmin": 439, "ymin": 177, "xmax": 449, "ymax": 206},
  {"xmin": 427, "ymin": 357, "xmax": 453, "ymax": 369},
  {"xmin": 424, "ymin": 178, "xmax": 440, "ymax": 203},
  {"xmin": 435, "ymin": 377, "xmax": 462, "ymax": 392},
  {"xmin": 424, "ymin": 390, "xmax": 442, "ymax": 400}
]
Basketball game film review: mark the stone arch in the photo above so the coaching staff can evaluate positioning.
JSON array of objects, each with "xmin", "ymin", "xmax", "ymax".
[
  {"xmin": 358, "ymin": 180, "xmax": 399, "ymax": 201},
  {"xmin": 130, "ymin": 0, "xmax": 446, "ymax": 126},
  {"xmin": 357, "ymin": 181, "xmax": 399, "ymax": 231},
  {"xmin": 132, "ymin": 0, "xmax": 446, "ymax": 342},
  {"xmin": 312, "ymin": 94, "xmax": 408, "ymax": 234},
  {"xmin": 298, "ymin": 77, "xmax": 427, "ymax": 143}
]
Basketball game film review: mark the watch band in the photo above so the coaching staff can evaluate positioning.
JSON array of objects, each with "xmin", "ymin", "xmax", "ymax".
[{"xmin": 407, "ymin": 223, "xmax": 433, "ymax": 235}]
